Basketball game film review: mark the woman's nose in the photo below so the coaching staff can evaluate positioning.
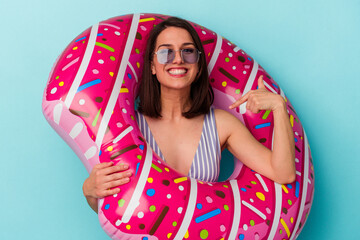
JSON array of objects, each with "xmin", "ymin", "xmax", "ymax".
[{"xmin": 172, "ymin": 50, "xmax": 183, "ymax": 64}]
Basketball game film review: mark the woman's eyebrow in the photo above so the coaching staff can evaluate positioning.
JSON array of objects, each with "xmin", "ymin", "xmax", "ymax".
[
  {"xmin": 157, "ymin": 44, "xmax": 172, "ymax": 50},
  {"xmin": 157, "ymin": 42, "xmax": 195, "ymax": 50},
  {"xmin": 182, "ymin": 42, "xmax": 195, "ymax": 47}
]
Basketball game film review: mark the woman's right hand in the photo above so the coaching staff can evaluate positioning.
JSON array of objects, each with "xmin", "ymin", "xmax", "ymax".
[{"xmin": 83, "ymin": 162, "xmax": 132, "ymax": 199}]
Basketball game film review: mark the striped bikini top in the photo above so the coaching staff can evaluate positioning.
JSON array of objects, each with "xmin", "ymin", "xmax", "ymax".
[{"xmin": 136, "ymin": 107, "xmax": 221, "ymax": 182}]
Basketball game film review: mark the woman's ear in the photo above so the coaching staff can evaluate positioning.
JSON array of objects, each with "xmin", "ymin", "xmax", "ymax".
[{"xmin": 151, "ymin": 62, "xmax": 156, "ymax": 75}]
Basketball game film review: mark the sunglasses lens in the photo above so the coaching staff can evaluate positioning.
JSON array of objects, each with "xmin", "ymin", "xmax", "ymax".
[
  {"xmin": 182, "ymin": 48, "xmax": 199, "ymax": 64},
  {"xmin": 157, "ymin": 49, "xmax": 174, "ymax": 64}
]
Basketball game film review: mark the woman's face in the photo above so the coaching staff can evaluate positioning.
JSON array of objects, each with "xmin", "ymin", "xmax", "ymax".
[{"xmin": 151, "ymin": 27, "xmax": 199, "ymax": 92}]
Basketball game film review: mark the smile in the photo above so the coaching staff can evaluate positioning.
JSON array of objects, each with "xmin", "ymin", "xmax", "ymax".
[{"xmin": 168, "ymin": 68, "xmax": 187, "ymax": 75}]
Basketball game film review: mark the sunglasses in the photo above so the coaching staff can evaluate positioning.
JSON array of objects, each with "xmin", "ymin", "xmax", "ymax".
[{"xmin": 154, "ymin": 48, "xmax": 201, "ymax": 64}]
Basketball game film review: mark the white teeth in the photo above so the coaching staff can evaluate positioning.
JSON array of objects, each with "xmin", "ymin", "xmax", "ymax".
[{"xmin": 168, "ymin": 69, "xmax": 187, "ymax": 75}]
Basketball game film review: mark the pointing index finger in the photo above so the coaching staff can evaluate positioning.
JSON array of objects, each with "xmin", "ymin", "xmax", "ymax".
[{"xmin": 229, "ymin": 91, "xmax": 250, "ymax": 109}]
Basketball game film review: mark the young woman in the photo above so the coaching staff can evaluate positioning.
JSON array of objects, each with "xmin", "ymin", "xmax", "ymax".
[{"xmin": 83, "ymin": 17, "xmax": 295, "ymax": 213}]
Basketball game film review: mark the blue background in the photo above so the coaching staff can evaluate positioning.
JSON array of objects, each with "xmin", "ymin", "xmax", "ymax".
[{"xmin": 1, "ymin": 0, "xmax": 359, "ymax": 239}]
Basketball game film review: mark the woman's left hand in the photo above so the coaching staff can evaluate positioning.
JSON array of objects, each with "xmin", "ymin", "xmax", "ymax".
[{"xmin": 229, "ymin": 75, "xmax": 285, "ymax": 113}]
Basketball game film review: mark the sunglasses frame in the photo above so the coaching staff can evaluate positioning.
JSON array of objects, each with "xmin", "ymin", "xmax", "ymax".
[{"xmin": 154, "ymin": 48, "xmax": 201, "ymax": 64}]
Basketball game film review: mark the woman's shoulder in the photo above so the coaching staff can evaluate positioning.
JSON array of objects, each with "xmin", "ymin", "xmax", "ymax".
[
  {"xmin": 214, "ymin": 108, "xmax": 237, "ymax": 122},
  {"xmin": 214, "ymin": 108, "xmax": 246, "ymax": 133}
]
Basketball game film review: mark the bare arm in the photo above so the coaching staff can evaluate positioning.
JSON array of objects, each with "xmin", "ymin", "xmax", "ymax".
[
  {"xmin": 217, "ymin": 75, "xmax": 295, "ymax": 184},
  {"xmin": 83, "ymin": 162, "xmax": 132, "ymax": 213}
]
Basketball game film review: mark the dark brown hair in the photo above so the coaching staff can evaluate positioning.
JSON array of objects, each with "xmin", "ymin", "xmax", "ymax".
[{"xmin": 137, "ymin": 17, "xmax": 214, "ymax": 118}]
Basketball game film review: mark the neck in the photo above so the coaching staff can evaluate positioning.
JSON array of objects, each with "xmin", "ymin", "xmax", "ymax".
[{"xmin": 160, "ymin": 86, "xmax": 191, "ymax": 120}]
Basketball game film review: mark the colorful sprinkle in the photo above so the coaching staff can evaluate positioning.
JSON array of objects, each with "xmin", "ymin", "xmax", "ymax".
[
  {"xmin": 151, "ymin": 163, "xmax": 162, "ymax": 172},
  {"xmin": 262, "ymin": 110, "xmax": 271, "ymax": 120},
  {"xmin": 206, "ymin": 196, "xmax": 213, "ymax": 203},
  {"xmin": 149, "ymin": 206, "xmax": 169, "ymax": 235},
  {"xmin": 92, "ymin": 108, "xmax": 101, "ymax": 127},
  {"xmin": 118, "ymin": 199, "xmax": 125, "ymax": 207},
  {"xmin": 120, "ymin": 88, "xmax": 129, "ymax": 93},
  {"xmin": 243, "ymin": 224, "xmax": 248, "ymax": 230},
  {"xmin": 280, "ymin": 218, "xmax": 291, "ymax": 237},
  {"xmin": 219, "ymin": 67, "xmax": 239, "ymax": 83},
  {"xmin": 255, "ymin": 122, "xmax": 271, "ymax": 129},
  {"xmin": 77, "ymin": 79, "xmax": 101, "ymax": 93},
  {"xmin": 135, "ymin": 162, "xmax": 140, "ymax": 176},
  {"xmin": 215, "ymin": 190, "xmax": 225, "ymax": 198},
  {"xmin": 62, "ymin": 57, "xmax": 80, "ymax": 71},
  {"xmin": 282, "ymin": 185, "xmax": 289, "ymax": 194},
  {"xmin": 50, "ymin": 87, "xmax": 57, "ymax": 94},
  {"xmin": 195, "ymin": 208, "xmax": 221, "ymax": 223},
  {"xmin": 137, "ymin": 212, "xmax": 144, "ymax": 218},
  {"xmin": 75, "ymin": 36, "xmax": 86, "ymax": 42},
  {"xmin": 174, "ymin": 177, "xmax": 188, "ymax": 183},
  {"xmin": 95, "ymin": 42, "xmax": 115, "ymax": 52},
  {"xmin": 146, "ymin": 188, "xmax": 155, "ymax": 197},
  {"xmin": 177, "ymin": 207, "xmax": 183, "ymax": 214},
  {"xmin": 256, "ymin": 192, "xmax": 265, "ymax": 201},
  {"xmin": 295, "ymin": 181, "xmax": 300, "ymax": 197},
  {"xmin": 139, "ymin": 17, "xmax": 155, "ymax": 22},
  {"xmin": 290, "ymin": 115, "xmax": 294, "ymax": 127},
  {"xmin": 200, "ymin": 229, "xmax": 209, "ymax": 239}
]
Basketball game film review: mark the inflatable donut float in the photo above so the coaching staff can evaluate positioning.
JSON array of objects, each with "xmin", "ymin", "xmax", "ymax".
[{"xmin": 42, "ymin": 13, "xmax": 314, "ymax": 240}]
